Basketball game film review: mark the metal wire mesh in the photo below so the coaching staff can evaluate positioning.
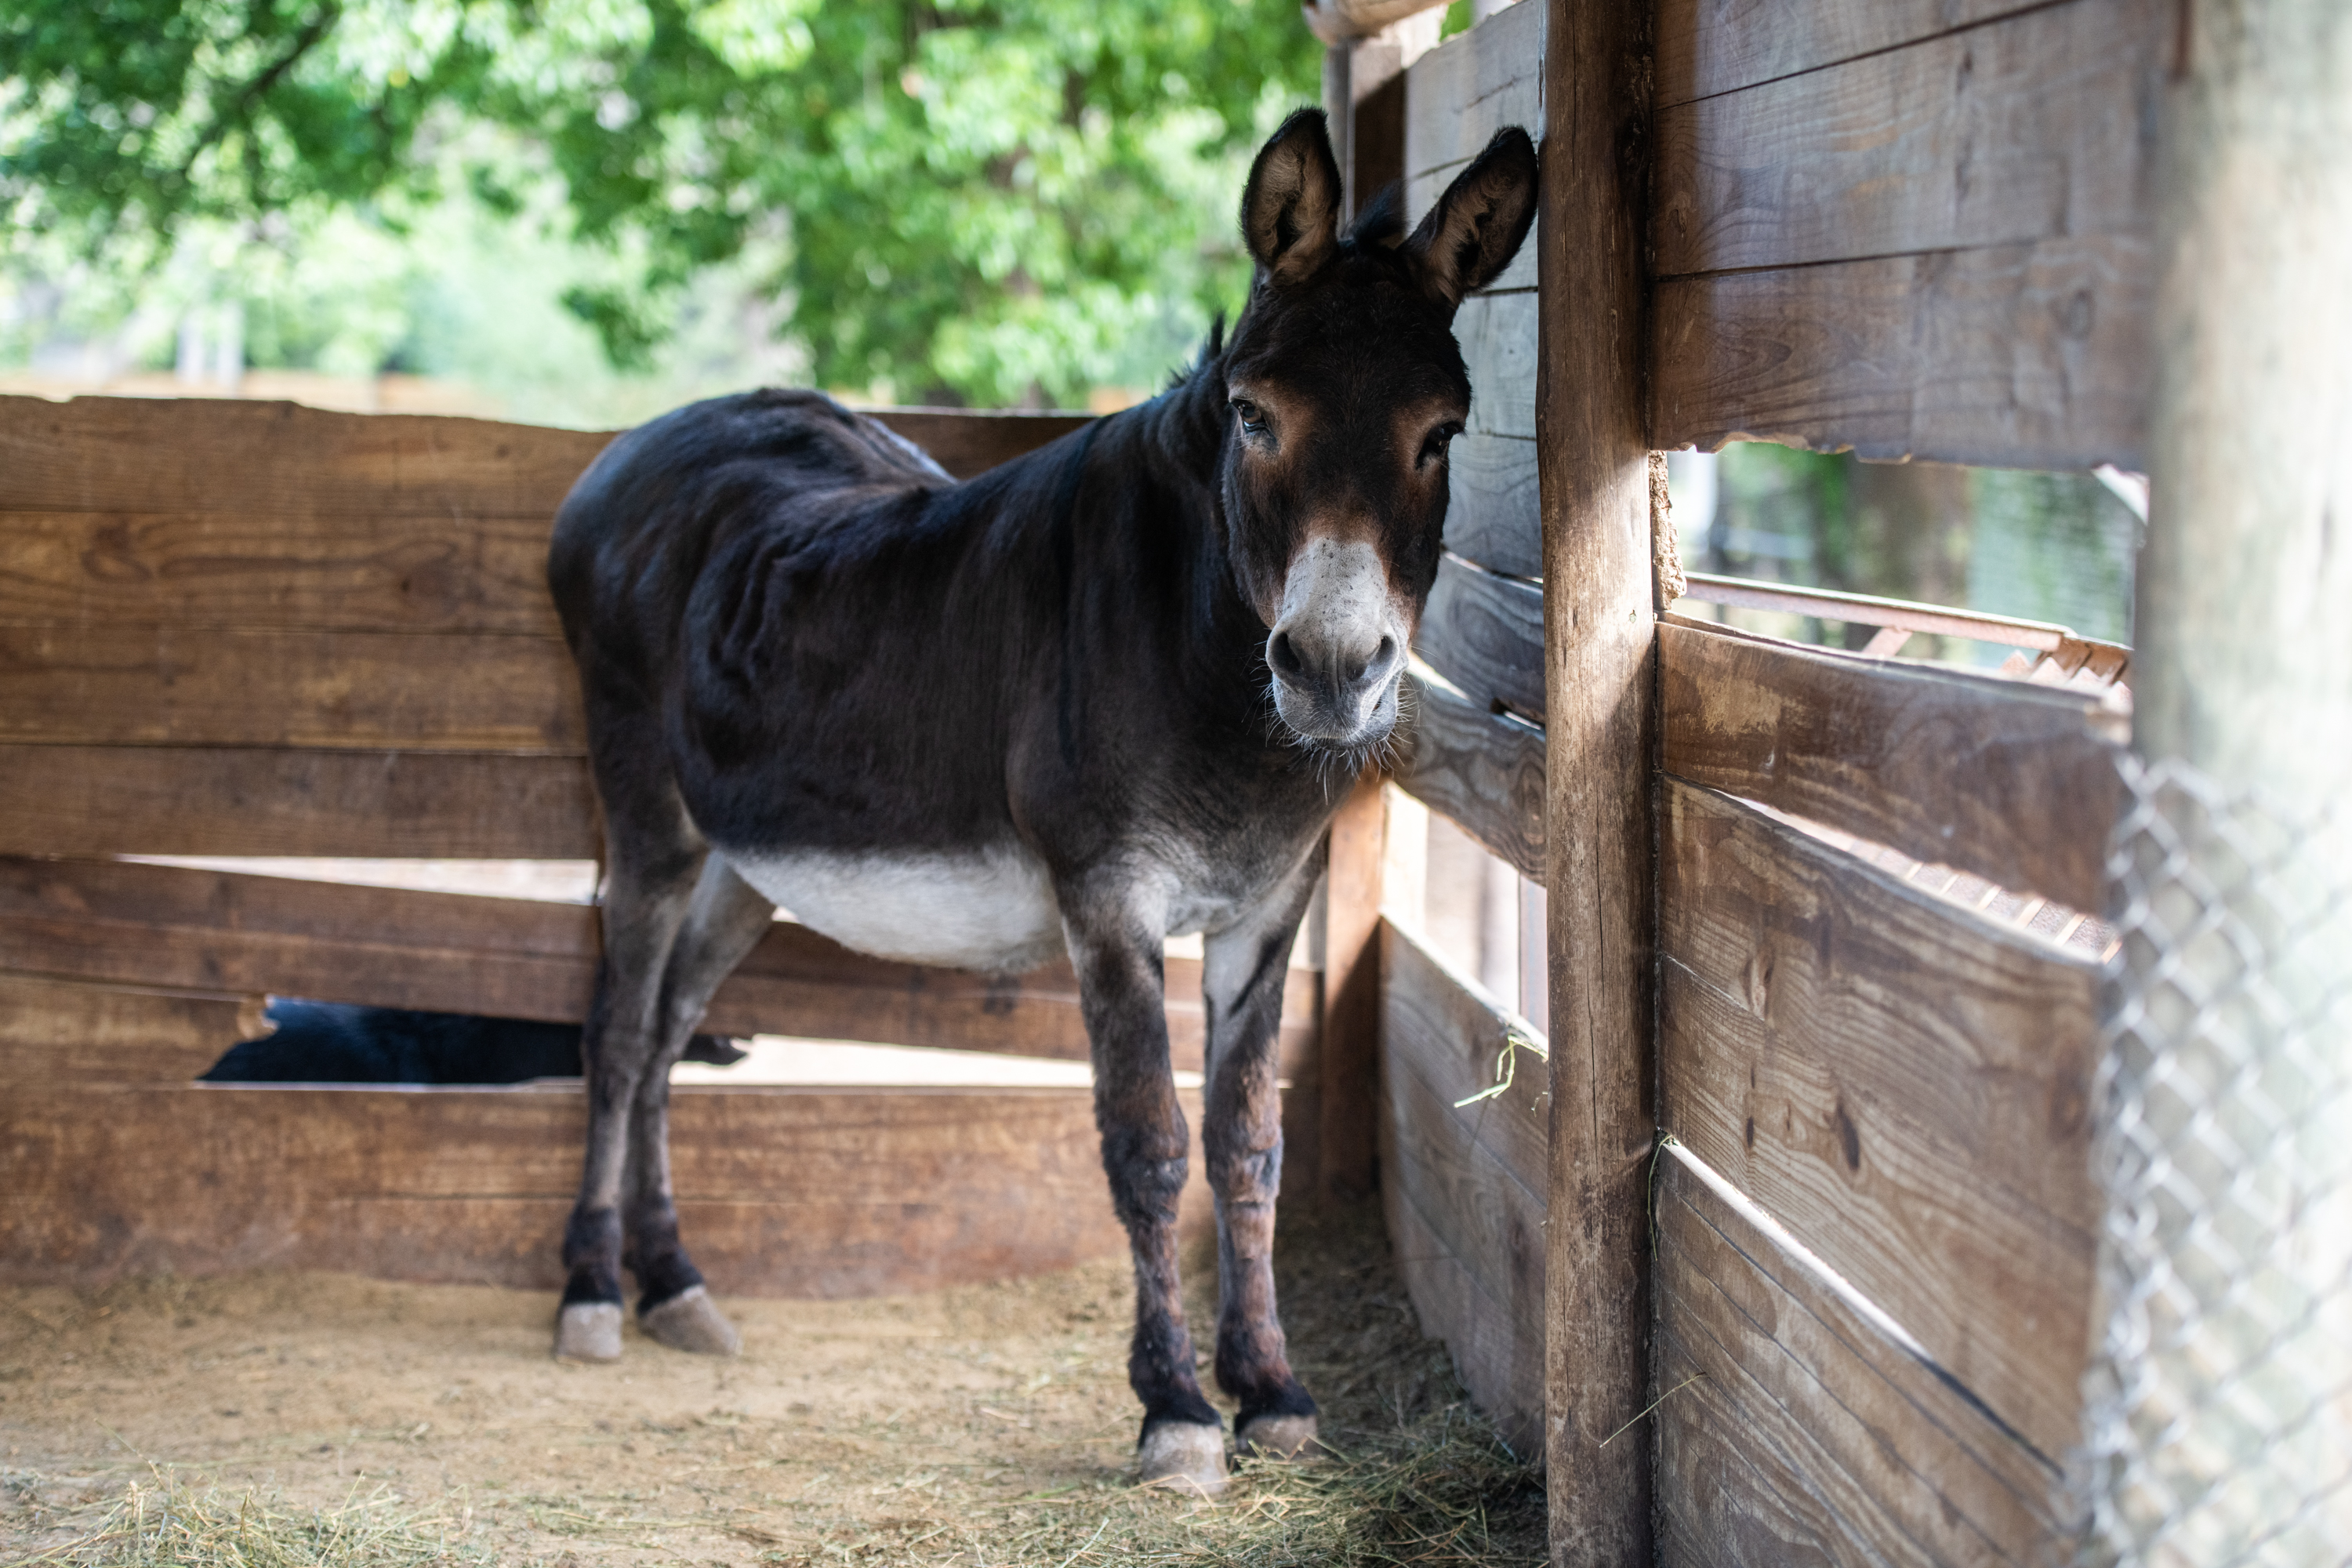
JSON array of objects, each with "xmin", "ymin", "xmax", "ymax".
[{"xmin": 2075, "ymin": 757, "xmax": 2352, "ymax": 1567}]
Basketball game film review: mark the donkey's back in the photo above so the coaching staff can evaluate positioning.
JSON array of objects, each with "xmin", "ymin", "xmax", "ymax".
[{"xmin": 547, "ymin": 387, "xmax": 956, "ymax": 680}]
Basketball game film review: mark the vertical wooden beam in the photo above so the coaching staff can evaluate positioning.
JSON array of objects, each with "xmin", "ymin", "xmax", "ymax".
[
  {"xmin": 1537, "ymin": 0, "xmax": 1654, "ymax": 1560},
  {"xmin": 1318, "ymin": 771, "xmax": 1388, "ymax": 1201},
  {"xmin": 2138, "ymin": 0, "xmax": 2352, "ymax": 798}
]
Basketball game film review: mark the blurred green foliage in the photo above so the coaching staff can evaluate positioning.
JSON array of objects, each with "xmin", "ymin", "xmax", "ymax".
[
  {"xmin": 0, "ymin": 0, "xmax": 1320, "ymax": 405},
  {"xmin": 1690, "ymin": 442, "xmax": 2140, "ymax": 656}
]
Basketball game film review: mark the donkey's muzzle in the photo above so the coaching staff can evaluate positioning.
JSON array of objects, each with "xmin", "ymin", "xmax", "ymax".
[
  {"xmin": 1268, "ymin": 536, "xmax": 1408, "ymax": 745},
  {"xmin": 1266, "ymin": 621, "xmax": 1405, "ymax": 743}
]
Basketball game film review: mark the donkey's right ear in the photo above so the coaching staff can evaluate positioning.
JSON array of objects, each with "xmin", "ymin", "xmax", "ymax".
[{"xmin": 1240, "ymin": 109, "xmax": 1343, "ymax": 287}]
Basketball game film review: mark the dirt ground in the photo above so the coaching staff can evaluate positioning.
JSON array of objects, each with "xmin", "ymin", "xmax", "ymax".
[{"xmin": 1, "ymin": 1204, "xmax": 1542, "ymax": 1566}]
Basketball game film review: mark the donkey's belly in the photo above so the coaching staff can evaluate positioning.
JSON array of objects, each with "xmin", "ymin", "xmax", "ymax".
[{"xmin": 718, "ymin": 844, "xmax": 1065, "ymax": 973}]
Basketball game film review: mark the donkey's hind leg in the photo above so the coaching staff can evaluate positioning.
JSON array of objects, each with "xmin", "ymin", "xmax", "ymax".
[
  {"xmin": 623, "ymin": 858, "xmax": 775, "ymax": 1355},
  {"xmin": 557, "ymin": 818, "xmax": 706, "ymax": 1361}
]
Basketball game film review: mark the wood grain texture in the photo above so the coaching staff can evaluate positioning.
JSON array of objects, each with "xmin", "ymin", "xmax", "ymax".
[
  {"xmin": 1654, "ymin": 0, "xmax": 2162, "ymax": 277},
  {"xmin": 0, "ymin": 1080, "xmax": 1207, "ymax": 1295},
  {"xmin": 1414, "ymin": 554, "xmax": 1544, "ymax": 723},
  {"xmin": 0, "ymin": 975, "xmax": 246, "ymax": 1084},
  {"xmin": 1656, "ymin": 0, "xmax": 2059, "ymax": 107},
  {"xmin": 1403, "ymin": 0, "xmax": 1546, "ymax": 295},
  {"xmin": 1392, "ymin": 666, "xmax": 1545, "ymax": 883},
  {"xmin": 0, "ymin": 625, "xmax": 581, "ymax": 751},
  {"xmin": 1652, "ymin": 1152, "xmax": 2076, "ymax": 1566},
  {"xmin": 1660, "ymin": 616, "xmax": 2128, "ymax": 910},
  {"xmin": 0, "ymin": 397, "xmax": 1087, "ymax": 520},
  {"xmin": 0, "ymin": 510, "xmax": 564, "ymax": 634},
  {"xmin": 1539, "ymin": 0, "xmax": 1657, "ymax": 1552},
  {"xmin": 1441, "ymin": 431, "xmax": 1541, "ymax": 580},
  {"xmin": 1658, "ymin": 779, "xmax": 2103, "ymax": 1462},
  {"xmin": 0, "ymin": 745, "xmax": 601, "ymax": 859},
  {"xmin": 1318, "ymin": 771, "xmax": 1386, "ymax": 1202},
  {"xmin": 1404, "ymin": 0, "xmax": 1544, "ymax": 179},
  {"xmin": 1650, "ymin": 234, "xmax": 2154, "ymax": 469},
  {"xmin": 859, "ymin": 408, "xmax": 1093, "ymax": 480},
  {"xmin": 0, "ymin": 396, "xmax": 612, "ymax": 518},
  {"xmin": 0, "ymin": 856, "xmax": 1318, "ymax": 1076},
  {"xmin": 1377, "ymin": 920, "xmax": 1546, "ymax": 1454},
  {"xmin": 1454, "ymin": 290, "xmax": 1539, "ymax": 440}
]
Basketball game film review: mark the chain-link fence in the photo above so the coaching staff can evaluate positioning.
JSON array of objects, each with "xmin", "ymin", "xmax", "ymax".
[{"xmin": 2075, "ymin": 756, "xmax": 2352, "ymax": 1566}]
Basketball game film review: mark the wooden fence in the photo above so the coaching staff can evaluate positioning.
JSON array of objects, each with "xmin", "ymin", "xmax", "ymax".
[
  {"xmin": 0, "ymin": 0, "xmax": 2282, "ymax": 1559},
  {"xmin": 0, "ymin": 396, "xmax": 1321, "ymax": 1296},
  {"xmin": 1316, "ymin": 0, "xmax": 2177, "ymax": 1559}
]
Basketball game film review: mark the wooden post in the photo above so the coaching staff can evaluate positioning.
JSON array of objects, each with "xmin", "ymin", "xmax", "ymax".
[
  {"xmin": 1317, "ymin": 771, "xmax": 1387, "ymax": 1202},
  {"xmin": 1537, "ymin": 0, "xmax": 1654, "ymax": 1561},
  {"xmin": 2138, "ymin": 0, "xmax": 2352, "ymax": 797}
]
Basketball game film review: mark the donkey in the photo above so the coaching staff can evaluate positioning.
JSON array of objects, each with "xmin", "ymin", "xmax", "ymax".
[{"xmin": 544, "ymin": 108, "xmax": 1536, "ymax": 1496}]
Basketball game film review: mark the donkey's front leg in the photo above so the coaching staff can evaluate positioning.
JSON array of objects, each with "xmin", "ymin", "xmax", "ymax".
[
  {"xmin": 1201, "ymin": 863, "xmax": 1322, "ymax": 1459},
  {"xmin": 1065, "ymin": 887, "xmax": 1225, "ymax": 1497}
]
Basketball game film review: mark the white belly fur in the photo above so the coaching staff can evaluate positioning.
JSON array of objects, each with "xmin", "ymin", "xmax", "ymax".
[{"xmin": 720, "ymin": 844, "xmax": 1065, "ymax": 973}]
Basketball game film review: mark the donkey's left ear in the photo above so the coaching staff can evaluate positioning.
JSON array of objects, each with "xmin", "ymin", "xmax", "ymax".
[{"xmin": 1403, "ymin": 126, "xmax": 1538, "ymax": 309}]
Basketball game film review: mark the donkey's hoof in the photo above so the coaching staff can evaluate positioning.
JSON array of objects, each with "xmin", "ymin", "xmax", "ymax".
[
  {"xmin": 1138, "ymin": 1421, "xmax": 1228, "ymax": 1498},
  {"xmin": 554, "ymin": 1301, "xmax": 624, "ymax": 1363},
  {"xmin": 1237, "ymin": 1412, "xmax": 1321, "ymax": 1459},
  {"xmin": 641, "ymin": 1285, "xmax": 741, "ymax": 1356}
]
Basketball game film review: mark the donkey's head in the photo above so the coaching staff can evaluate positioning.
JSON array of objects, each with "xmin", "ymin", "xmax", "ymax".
[{"xmin": 1219, "ymin": 109, "xmax": 1537, "ymax": 751}]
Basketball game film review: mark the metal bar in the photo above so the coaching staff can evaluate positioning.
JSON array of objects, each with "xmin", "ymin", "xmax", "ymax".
[{"xmin": 1677, "ymin": 571, "xmax": 2074, "ymax": 651}]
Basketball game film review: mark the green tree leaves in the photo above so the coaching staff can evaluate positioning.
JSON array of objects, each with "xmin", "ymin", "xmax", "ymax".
[{"xmin": 1, "ymin": 0, "xmax": 1319, "ymax": 406}]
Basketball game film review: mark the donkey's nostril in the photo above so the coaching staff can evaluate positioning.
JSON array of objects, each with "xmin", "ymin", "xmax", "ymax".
[
  {"xmin": 1374, "ymin": 635, "xmax": 1398, "ymax": 670},
  {"xmin": 1268, "ymin": 630, "xmax": 1305, "ymax": 679}
]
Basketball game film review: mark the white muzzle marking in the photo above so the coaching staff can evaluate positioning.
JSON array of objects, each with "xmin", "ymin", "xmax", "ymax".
[{"xmin": 1269, "ymin": 537, "xmax": 1406, "ymax": 742}]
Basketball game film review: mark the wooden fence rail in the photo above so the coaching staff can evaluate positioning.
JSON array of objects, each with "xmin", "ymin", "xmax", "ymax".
[{"xmin": 0, "ymin": 391, "xmax": 1250, "ymax": 1299}]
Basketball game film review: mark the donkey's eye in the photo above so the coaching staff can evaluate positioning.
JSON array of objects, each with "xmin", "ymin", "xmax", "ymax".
[
  {"xmin": 1417, "ymin": 422, "xmax": 1465, "ymax": 468},
  {"xmin": 1230, "ymin": 399, "xmax": 1268, "ymax": 436}
]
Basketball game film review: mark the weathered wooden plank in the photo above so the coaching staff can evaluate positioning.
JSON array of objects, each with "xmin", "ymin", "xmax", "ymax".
[
  {"xmin": 1660, "ymin": 616, "xmax": 2127, "ymax": 910},
  {"xmin": 1404, "ymin": 0, "xmax": 1544, "ymax": 178},
  {"xmin": 0, "ymin": 975, "xmax": 245, "ymax": 1084},
  {"xmin": 1381, "ymin": 1039, "xmax": 1546, "ymax": 1330},
  {"xmin": 0, "ymin": 397, "xmax": 1087, "ymax": 519},
  {"xmin": 1393, "ymin": 666, "xmax": 1544, "ymax": 884},
  {"xmin": 1655, "ymin": 0, "xmax": 2161, "ymax": 278},
  {"xmin": 1653, "ymin": 1150, "xmax": 2073, "ymax": 1567},
  {"xmin": 1317, "ymin": 771, "xmax": 1385, "ymax": 1201},
  {"xmin": 1454, "ymin": 289, "xmax": 1538, "ymax": 440},
  {"xmin": 1654, "ymin": 1363, "xmax": 1865, "ymax": 1568},
  {"xmin": 0, "ymin": 510, "xmax": 565, "ymax": 634},
  {"xmin": 0, "ymin": 1080, "xmax": 1207, "ymax": 1295},
  {"xmin": 1381, "ymin": 1173, "xmax": 1543, "ymax": 1457},
  {"xmin": 1381, "ymin": 918, "xmax": 1545, "ymax": 1199},
  {"xmin": 1402, "ymin": 0, "xmax": 1544, "ymax": 295},
  {"xmin": 1658, "ymin": 779, "xmax": 2103, "ymax": 1461},
  {"xmin": 1416, "ymin": 554, "xmax": 1544, "ymax": 723},
  {"xmin": 0, "ymin": 396, "xmax": 609, "ymax": 517},
  {"xmin": 0, "ymin": 745, "xmax": 601, "ymax": 859},
  {"xmin": 0, "ymin": 855, "xmax": 1316, "ymax": 1074},
  {"xmin": 1442, "ymin": 431, "xmax": 1540, "ymax": 581},
  {"xmin": 1656, "ymin": 0, "xmax": 2060, "ymax": 107},
  {"xmin": 1650, "ymin": 234, "xmax": 2154, "ymax": 469},
  {"xmin": 1377, "ymin": 917, "xmax": 1545, "ymax": 1457},
  {"xmin": 0, "ymin": 626, "xmax": 582, "ymax": 751},
  {"xmin": 1540, "ymin": 0, "xmax": 1657, "ymax": 1552}
]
